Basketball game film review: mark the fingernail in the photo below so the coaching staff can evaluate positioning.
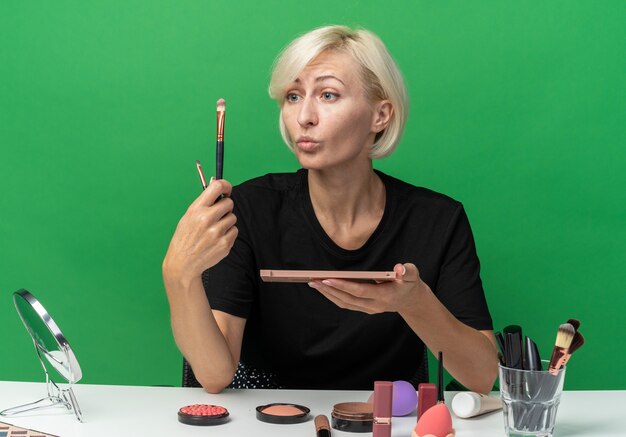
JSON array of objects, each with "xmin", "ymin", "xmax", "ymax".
[
  {"xmin": 401, "ymin": 265, "xmax": 406, "ymax": 276},
  {"xmin": 322, "ymin": 280, "xmax": 332, "ymax": 286},
  {"xmin": 308, "ymin": 282, "xmax": 320, "ymax": 289},
  {"xmin": 209, "ymin": 176, "xmax": 215, "ymax": 184}
]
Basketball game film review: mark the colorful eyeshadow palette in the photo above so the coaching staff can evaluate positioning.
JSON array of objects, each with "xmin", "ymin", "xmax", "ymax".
[
  {"xmin": 0, "ymin": 421, "xmax": 60, "ymax": 437},
  {"xmin": 177, "ymin": 404, "xmax": 230, "ymax": 426}
]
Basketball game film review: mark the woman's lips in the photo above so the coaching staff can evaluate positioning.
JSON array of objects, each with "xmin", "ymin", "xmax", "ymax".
[{"xmin": 296, "ymin": 139, "xmax": 320, "ymax": 152}]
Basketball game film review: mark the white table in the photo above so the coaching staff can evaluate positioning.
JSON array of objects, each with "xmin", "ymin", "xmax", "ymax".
[{"xmin": 0, "ymin": 381, "xmax": 623, "ymax": 436}]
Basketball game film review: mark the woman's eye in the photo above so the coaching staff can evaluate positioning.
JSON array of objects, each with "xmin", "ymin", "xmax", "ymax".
[
  {"xmin": 286, "ymin": 93, "xmax": 300, "ymax": 103},
  {"xmin": 322, "ymin": 92, "xmax": 338, "ymax": 101}
]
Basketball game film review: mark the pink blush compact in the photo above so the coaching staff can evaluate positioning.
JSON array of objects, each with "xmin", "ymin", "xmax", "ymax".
[{"xmin": 177, "ymin": 404, "xmax": 230, "ymax": 426}]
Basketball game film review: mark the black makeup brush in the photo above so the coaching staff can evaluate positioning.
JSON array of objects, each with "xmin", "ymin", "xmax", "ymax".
[
  {"xmin": 216, "ymin": 98, "xmax": 225, "ymax": 180},
  {"xmin": 437, "ymin": 351, "xmax": 444, "ymax": 403},
  {"xmin": 503, "ymin": 325, "xmax": 523, "ymax": 369},
  {"xmin": 413, "ymin": 352, "xmax": 454, "ymax": 437},
  {"xmin": 495, "ymin": 331, "xmax": 506, "ymax": 365},
  {"xmin": 523, "ymin": 336, "xmax": 542, "ymax": 371}
]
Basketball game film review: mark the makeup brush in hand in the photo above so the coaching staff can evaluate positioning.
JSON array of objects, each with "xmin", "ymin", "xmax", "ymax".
[
  {"xmin": 216, "ymin": 98, "xmax": 226, "ymax": 180},
  {"xmin": 548, "ymin": 323, "xmax": 575, "ymax": 374}
]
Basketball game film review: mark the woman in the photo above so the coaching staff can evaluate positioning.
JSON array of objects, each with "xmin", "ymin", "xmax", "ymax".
[{"xmin": 163, "ymin": 25, "xmax": 499, "ymax": 394}]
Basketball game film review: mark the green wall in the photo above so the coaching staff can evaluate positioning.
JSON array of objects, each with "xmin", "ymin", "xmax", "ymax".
[{"xmin": 1, "ymin": 1, "xmax": 624, "ymax": 390}]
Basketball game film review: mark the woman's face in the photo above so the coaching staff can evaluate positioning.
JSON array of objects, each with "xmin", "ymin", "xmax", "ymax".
[{"xmin": 281, "ymin": 50, "xmax": 385, "ymax": 171}]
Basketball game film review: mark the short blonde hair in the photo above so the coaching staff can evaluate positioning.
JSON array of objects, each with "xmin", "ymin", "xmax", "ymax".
[{"xmin": 269, "ymin": 25, "xmax": 409, "ymax": 159}]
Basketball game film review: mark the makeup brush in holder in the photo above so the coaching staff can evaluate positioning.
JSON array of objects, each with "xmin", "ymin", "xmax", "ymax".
[
  {"xmin": 548, "ymin": 323, "xmax": 575, "ymax": 374},
  {"xmin": 559, "ymin": 318, "xmax": 585, "ymax": 368},
  {"xmin": 561, "ymin": 331, "xmax": 584, "ymax": 366}
]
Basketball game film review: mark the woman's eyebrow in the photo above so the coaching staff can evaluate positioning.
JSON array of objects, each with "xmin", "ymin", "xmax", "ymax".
[
  {"xmin": 315, "ymin": 75, "xmax": 345, "ymax": 85},
  {"xmin": 293, "ymin": 75, "xmax": 345, "ymax": 85}
]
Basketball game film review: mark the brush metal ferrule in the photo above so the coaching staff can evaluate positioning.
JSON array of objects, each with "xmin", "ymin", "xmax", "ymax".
[
  {"xmin": 548, "ymin": 346, "xmax": 567, "ymax": 375},
  {"xmin": 216, "ymin": 110, "xmax": 225, "ymax": 141}
]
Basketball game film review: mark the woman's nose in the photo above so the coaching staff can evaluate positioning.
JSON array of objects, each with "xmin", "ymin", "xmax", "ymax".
[{"xmin": 297, "ymin": 98, "xmax": 318, "ymax": 127}]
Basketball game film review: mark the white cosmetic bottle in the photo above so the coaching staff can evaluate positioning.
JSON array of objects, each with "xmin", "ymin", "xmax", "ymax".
[{"xmin": 450, "ymin": 392, "xmax": 502, "ymax": 419}]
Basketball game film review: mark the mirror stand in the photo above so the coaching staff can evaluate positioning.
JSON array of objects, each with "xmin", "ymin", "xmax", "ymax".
[
  {"xmin": 1, "ymin": 338, "xmax": 83, "ymax": 422},
  {"xmin": 1, "ymin": 289, "xmax": 84, "ymax": 422}
]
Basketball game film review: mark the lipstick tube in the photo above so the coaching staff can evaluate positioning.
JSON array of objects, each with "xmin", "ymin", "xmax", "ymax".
[{"xmin": 373, "ymin": 381, "xmax": 393, "ymax": 437}]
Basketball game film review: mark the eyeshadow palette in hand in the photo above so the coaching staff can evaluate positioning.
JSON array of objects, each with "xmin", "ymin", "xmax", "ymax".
[{"xmin": 260, "ymin": 269, "xmax": 399, "ymax": 283}]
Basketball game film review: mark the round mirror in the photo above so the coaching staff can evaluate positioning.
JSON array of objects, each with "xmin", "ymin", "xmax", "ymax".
[
  {"xmin": 13, "ymin": 290, "xmax": 82, "ymax": 383},
  {"xmin": 1, "ymin": 289, "xmax": 83, "ymax": 422}
]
